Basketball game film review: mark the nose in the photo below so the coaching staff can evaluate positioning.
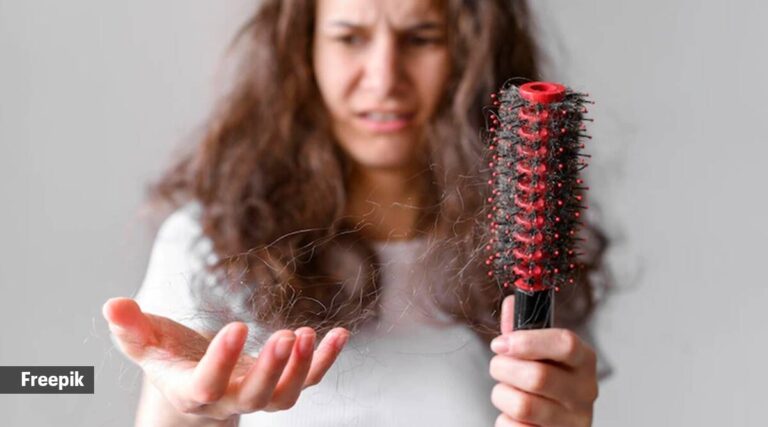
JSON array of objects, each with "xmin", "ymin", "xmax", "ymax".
[{"xmin": 361, "ymin": 35, "xmax": 403, "ymax": 98}]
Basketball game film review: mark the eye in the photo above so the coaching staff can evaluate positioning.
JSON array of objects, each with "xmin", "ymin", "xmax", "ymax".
[
  {"xmin": 335, "ymin": 34, "xmax": 365, "ymax": 46},
  {"xmin": 405, "ymin": 34, "xmax": 444, "ymax": 47}
]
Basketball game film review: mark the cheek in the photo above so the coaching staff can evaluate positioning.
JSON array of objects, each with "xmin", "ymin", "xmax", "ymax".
[
  {"xmin": 314, "ymin": 48, "xmax": 353, "ymax": 113},
  {"xmin": 312, "ymin": 46, "xmax": 334, "ymax": 103},
  {"xmin": 413, "ymin": 54, "xmax": 451, "ymax": 118}
]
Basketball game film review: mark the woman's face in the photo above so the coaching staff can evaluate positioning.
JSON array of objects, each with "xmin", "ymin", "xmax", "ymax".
[{"xmin": 313, "ymin": 0, "xmax": 451, "ymax": 171}]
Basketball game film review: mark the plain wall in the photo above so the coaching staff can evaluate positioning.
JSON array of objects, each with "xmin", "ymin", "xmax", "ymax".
[
  {"xmin": 1, "ymin": 1, "xmax": 765, "ymax": 425},
  {"xmin": 0, "ymin": 1, "xmax": 253, "ymax": 425}
]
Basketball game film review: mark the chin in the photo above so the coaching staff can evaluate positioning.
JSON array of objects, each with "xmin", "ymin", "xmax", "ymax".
[
  {"xmin": 341, "ymin": 137, "xmax": 423, "ymax": 171},
  {"xmin": 351, "ymin": 152, "xmax": 415, "ymax": 171}
]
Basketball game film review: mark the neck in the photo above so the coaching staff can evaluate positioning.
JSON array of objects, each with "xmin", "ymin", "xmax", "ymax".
[{"xmin": 345, "ymin": 163, "xmax": 430, "ymax": 241}]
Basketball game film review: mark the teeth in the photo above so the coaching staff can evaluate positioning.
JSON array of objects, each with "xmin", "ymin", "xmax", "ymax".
[{"xmin": 365, "ymin": 112, "xmax": 405, "ymax": 121}]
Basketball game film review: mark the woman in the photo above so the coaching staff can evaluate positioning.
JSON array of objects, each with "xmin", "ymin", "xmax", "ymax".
[{"xmin": 103, "ymin": 0, "xmax": 605, "ymax": 425}]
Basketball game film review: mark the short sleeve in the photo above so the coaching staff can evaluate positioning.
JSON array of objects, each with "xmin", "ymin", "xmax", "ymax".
[{"xmin": 133, "ymin": 203, "xmax": 213, "ymax": 333}]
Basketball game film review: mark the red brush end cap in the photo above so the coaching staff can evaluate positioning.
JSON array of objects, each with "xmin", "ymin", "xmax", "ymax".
[{"xmin": 519, "ymin": 82, "xmax": 566, "ymax": 104}]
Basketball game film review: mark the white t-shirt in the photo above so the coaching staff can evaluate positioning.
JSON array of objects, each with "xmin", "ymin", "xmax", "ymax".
[{"xmin": 134, "ymin": 203, "xmax": 500, "ymax": 426}]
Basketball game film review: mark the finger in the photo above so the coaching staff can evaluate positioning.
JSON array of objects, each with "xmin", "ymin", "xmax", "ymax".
[
  {"xmin": 493, "ymin": 329, "xmax": 592, "ymax": 369},
  {"xmin": 187, "ymin": 322, "xmax": 248, "ymax": 404},
  {"xmin": 491, "ymin": 383, "xmax": 575, "ymax": 426},
  {"xmin": 234, "ymin": 330, "xmax": 296, "ymax": 412},
  {"xmin": 269, "ymin": 327, "xmax": 316, "ymax": 409},
  {"xmin": 303, "ymin": 328, "xmax": 349, "ymax": 387},
  {"xmin": 494, "ymin": 413, "xmax": 539, "ymax": 427},
  {"xmin": 490, "ymin": 355, "xmax": 578, "ymax": 404},
  {"xmin": 102, "ymin": 297, "xmax": 158, "ymax": 359},
  {"xmin": 501, "ymin": 295, "xmax": 516, "ymax": 335}
]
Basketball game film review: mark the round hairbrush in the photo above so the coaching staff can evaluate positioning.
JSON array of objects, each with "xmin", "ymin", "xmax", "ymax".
[{"xmin": 484, "ymin": 81, "xmax": 592, "ymax": 330}]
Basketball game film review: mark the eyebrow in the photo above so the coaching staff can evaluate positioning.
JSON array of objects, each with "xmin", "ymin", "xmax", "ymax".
[{"xmin": 326, "ymin": 20, "xmax": 444, "ymax": 32}]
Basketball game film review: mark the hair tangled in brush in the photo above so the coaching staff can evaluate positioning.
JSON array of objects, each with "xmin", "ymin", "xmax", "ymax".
[
  {"xmin": 146, "ymin": 0, "xmax": 611, "ymax": 345},
  {"xmin": 485, "ymin": 82, "xmax": 592, "ymax": 294}
]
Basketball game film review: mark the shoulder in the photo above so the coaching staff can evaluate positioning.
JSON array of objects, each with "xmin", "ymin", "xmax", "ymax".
[
  {"xmin": 133, "ymin": 201, "xmax": 215, "ymax": 330},
  {"xmin": 136, "ymin": 202, "xmax": 274, "ymax": 349},
  {"xmin": 151, "ymin": 201, "xmax": 217, "ymax": 265},
  {"xmin": 156, "ymin": 201, "xmax": 204, "ymax": 245}
]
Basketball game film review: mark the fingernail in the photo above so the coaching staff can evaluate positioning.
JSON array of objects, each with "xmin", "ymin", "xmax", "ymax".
[
  {"xmin": 491, "ymin": 337, "xmax": 509, "ymax": 354},
  {"xmin": 225, "ymin": 325, "xmax": 244, "ymax": 350},
  {"xmin": 274, "ymin": 336, "xmax": 294, "ymax": 360},
  {"xmin": 299, "ymin": 332, "xmax": 315, "ymax": 356},
  {"xmin": 334, "ymin": 332, "xmax": 348, "ymax": 351}
]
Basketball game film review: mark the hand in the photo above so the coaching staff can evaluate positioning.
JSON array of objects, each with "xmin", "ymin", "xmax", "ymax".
[
  {"xmin": 489, "ymin": 295, "xmax": 598, "ymax": 427},
  {"xmin": 102, "ymin": 297, "xmax": 349, "ymax": 420}
]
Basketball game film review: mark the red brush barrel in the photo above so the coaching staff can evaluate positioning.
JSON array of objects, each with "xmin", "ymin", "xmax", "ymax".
[{"xmin": 485, "ymin": 81, "xmax": 590, "ymax": 329}]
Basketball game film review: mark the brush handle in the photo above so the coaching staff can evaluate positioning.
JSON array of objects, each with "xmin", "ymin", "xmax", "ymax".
[{"xmin": 513, "ymin": 287, "xmax": 553, "ymax": 330}]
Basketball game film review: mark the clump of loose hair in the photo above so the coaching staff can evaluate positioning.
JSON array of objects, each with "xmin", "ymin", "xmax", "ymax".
[{"xmin": 148, "ymin": 0, "xmax": 610, "ymax": 345}]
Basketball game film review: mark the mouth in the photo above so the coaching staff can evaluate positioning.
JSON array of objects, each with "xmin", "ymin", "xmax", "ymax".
[{"xmin": 355, "ymin": 111, "xmax": 415, "ymax": 133}]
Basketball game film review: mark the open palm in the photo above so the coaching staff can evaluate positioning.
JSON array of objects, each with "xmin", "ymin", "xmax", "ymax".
[{"xmin": 103, "ymin": 297, "xmax": 349, "ymax": 420}]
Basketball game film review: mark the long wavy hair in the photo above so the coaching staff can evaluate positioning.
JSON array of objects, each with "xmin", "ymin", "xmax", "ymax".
[{"xmin": 148, "ymin": 0, "xmax": 610, "ymax": 345}]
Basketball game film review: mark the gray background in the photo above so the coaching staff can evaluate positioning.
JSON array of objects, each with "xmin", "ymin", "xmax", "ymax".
[{"xmin": 0, "ymin": 1, "xmax": 764, "ymax": 425}]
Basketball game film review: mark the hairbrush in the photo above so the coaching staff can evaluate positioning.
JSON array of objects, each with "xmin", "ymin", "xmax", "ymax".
[{"xmin": 484, "ymin": 81, "xmax": 591, "ymax": 330}]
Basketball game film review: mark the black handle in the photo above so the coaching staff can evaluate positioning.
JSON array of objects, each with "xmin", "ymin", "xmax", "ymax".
[{"xmin": 513, "ymin": 287, "xmax": 554, "ymax": 330}]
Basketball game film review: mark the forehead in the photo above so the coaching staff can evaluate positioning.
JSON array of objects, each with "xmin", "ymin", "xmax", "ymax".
[{"xmin": 316, "ymin": 0, "xmax": 445, "ymax": 27}]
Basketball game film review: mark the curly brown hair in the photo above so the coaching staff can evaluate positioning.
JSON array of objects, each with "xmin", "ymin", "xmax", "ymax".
[{"xmin": 148, "ymin": 0, "xmax": 609, "ymax": 345}]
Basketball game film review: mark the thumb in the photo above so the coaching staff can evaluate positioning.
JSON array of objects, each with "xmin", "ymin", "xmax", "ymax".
[
  {"xmin": 500, "ymin": 294, "xmax": 515, "ymax": 335},
  {"xmin": 102, "ymin": 297, "xmax": 158, "ymax": 359}
]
